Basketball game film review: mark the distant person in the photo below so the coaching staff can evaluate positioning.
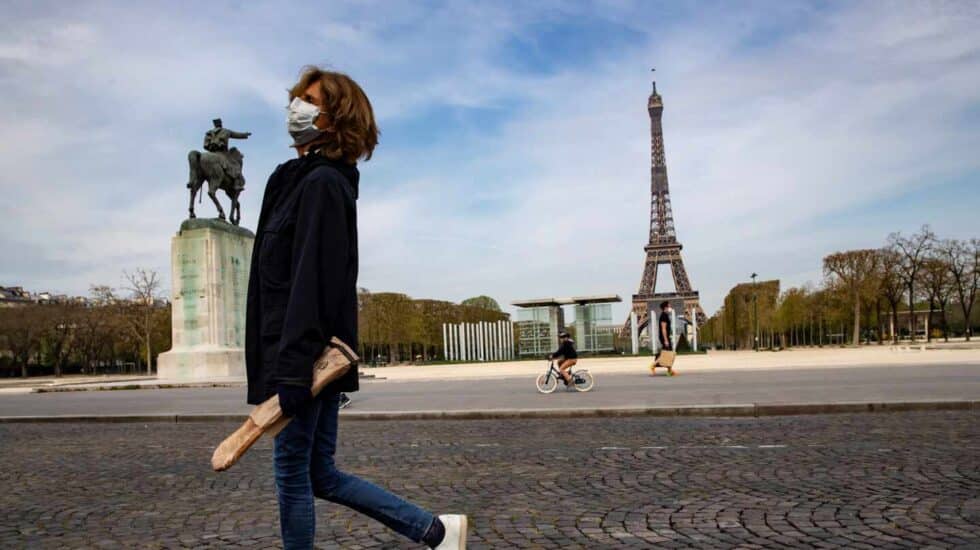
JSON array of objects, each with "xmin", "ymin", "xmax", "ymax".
[
  {"xmin": 658, "ymin": 301, "xmax": 674, "ymax": 354},
  {"xmin": 549, "ymin": 331, "xmax": 578, "ymax": 386},
  {"xmin": 244, "ymin": 66, "xmax": 466, "ymax": 550},
  {"xmin": 649, "ymin": 301, "xmax": 677, "ymax": 376}
]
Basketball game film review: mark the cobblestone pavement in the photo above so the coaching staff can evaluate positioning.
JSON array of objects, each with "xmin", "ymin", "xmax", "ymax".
[{"xmin": 1, "ymin": 411, "xmax": 978, "ymax": 549}]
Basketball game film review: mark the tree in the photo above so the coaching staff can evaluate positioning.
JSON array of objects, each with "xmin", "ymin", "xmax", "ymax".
[
  {"xmin": 720, "ymin": 280, "xmax": 779, "ymax": 349},
  {"xmin": 361, "ymin": 292, "xmax": 416, "ymax": 363},
  {"xmin": 122, "ymin": 269, "xmax": 161, "ymax": 374},
  {"xmin": 921, "ymin": 251, "xmax": 954, "ymax": 342},
  {"xmin": 358, "ymin": 291, "xmax": 509, "ymax": 364},
  {"xmin": 415, "ymin": 299, "xmax": 458, "ymax": 361},
  {"xmin": 699, "ymin": 310, "xmax": 723, "ymax": 349},
  {"xmin": 816, "ymin": 284, "xmax": 849, "ymax": 345},
  {"xmin": 68, "ymin": 285, "xmax": 118, "ymax": 374},
  {"xmin": 823, "ymin": 249, "xmax": 880, "ymax": 346},
  {"xmin": 877, "ymin": 248, "xmax": 904, "ymax": 343},
  {"xmin": 89, "ymin": 284, "xmax": 147, "ymax": 374},
  {"xmin": 89, "ymin": 285, "xmax": 117, "ymax": 305},
  {"xmin": 809, "ymin": 288, "xmax": 836, "ymax": 346},
  {"xmin": 74, "ymin": 306, "xmax": 111, "ymax": 374},
  {"xmin": 151, "ymin": 306, "xmax": 172, "ymax": 367},
  {"xmin": 945, "ymin": 239, "xmax": 979, "ymax": 341},
  {"xmin": 0, "ymin": 306, "xmax": 44, "ymax": 377},
  {"xmin": 41, "ymin": 304, "xmax": 79, "ymax": 377},
  {"xmin": 702, "ymin": 229, "xmax": 974, "ymax": 347},
  {"xmin": 776, "ymin": 286, "xmax": 809, "ymax": 347},
  {"xmin": 461, "ymin": 296, "xmax": 501, "ymax": 312},
  {"xmin": 888, "ymin": 226, "xmax": 935, "ymax": 342}
]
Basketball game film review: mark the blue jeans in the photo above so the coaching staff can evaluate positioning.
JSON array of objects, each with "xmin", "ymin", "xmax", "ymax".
[{"xmin": 274, "ymin": 392, "xmax": 435, "ymax": 549}]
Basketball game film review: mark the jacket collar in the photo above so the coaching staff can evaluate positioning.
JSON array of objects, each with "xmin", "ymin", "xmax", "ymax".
[
  {"xmin": 255, "ymin": 153, "xmax": 360, "ymax": 233},
  {"xmin": 305, "ymin": 147, "xmax": 360, "ymax": 200}
]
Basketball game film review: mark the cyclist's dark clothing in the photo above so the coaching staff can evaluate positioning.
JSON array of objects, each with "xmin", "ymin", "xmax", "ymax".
[
  {"xmin": 658, "ymin": 311, "xmax": 673, "ymax": 351},
  {"xmin": 550, "ymin": 339, "xmax": 577, "ymax": 360}
]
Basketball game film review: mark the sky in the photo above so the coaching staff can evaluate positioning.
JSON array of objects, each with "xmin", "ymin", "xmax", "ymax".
[{"xmin": 1, "ymin": 0, "xmax": 978, "ymax": 321}]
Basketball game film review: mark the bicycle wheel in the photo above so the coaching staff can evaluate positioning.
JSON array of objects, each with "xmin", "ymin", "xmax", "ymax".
[
  {"xmin": 536, "ymin": 372, "xmax": 558, "ymax": 394},
  {"xmin": 572, "ymin": 370, "xmax": 595, "ymax": 392}
]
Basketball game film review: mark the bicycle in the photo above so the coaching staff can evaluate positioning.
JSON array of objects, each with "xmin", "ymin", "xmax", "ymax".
[{"xmin": 535, "ymin": 360, "xmax": 595, "ymax": 393}]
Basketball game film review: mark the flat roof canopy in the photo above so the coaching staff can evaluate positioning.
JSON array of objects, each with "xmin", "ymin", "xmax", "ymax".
[
  {"xmin": 512, "ymin": 294, "xmax": 622, "ymax": 308},
  {"xmin": 511, "ymin": 297, "xmax": 563, "ymax": 308}
]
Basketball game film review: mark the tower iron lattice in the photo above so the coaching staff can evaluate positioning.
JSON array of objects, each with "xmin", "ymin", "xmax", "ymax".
[{"xmin": 626, "ymin": 79, "xmax": 705, "ymax": 337}]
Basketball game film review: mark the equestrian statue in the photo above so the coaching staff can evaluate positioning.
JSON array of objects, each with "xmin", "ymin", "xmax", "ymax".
[{"xmin": 187, "ymin": 118, "xmax": 250, "ymax": 225}]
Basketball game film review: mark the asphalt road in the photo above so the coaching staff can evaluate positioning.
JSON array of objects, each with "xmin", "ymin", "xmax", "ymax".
[
  {"xmin": 1, "ymin": 411, "xmax": 977, "ymax": 548},
  {"xmin": 1, "ymin": 362, "xmax": 978, "ymax": 417}
]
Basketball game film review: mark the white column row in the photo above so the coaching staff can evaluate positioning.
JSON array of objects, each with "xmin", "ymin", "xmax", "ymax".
[
  {"xmin": 442, "ymin": 320, "xmax": 514, "ymax": 362},
  {"xmin": 690, "ymin": 307, "xmax": 698, "ymax": 352},
  {"xmin": 630, "ymin": 311, "xmax": 639, "ymax": 355}
]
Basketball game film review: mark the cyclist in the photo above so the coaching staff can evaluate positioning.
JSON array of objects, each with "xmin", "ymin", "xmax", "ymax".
[{"xmin": 548, "ymin": 331, "xmax": 578, "ymax": 386}]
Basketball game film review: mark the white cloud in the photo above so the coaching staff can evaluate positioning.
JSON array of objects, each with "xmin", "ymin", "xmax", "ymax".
[
  {"xmin": 1, "ymin": 0, "xmax": 978, "ymax": 324},
  {"xmin": 354, "ymin": 1, "xmax": 980, "ymax": 319}
]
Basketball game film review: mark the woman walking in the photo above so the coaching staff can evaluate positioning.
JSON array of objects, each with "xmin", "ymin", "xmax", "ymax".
[{"xmin": 244, "ymin": 66, "xmax": 467, "ymax": 549}]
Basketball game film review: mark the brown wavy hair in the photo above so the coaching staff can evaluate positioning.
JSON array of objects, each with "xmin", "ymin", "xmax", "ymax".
[{"xmin": 289, "ymin": 67, "xmax": 379, "ymax": 163}]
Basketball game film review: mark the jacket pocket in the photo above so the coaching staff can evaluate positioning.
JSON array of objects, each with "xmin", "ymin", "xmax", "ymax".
[{"xmin": 258, "ymin": 230, "xmax": 292, "ymax": 290}]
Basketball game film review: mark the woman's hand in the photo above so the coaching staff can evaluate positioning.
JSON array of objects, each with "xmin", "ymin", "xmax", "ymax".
[{"xmin": 277, "ymin": 384, "xmax": 312, "ymax": 417}]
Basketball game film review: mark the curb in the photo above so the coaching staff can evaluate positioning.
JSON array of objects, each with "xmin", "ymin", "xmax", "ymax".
[
  {"xmin": 33, "ymin": 383, "xmax": 245, "ymax": 393},
  {"xmin": 0, "ymin": 400, "xmax": 976, "ymax": 424},
  {"xmin": 30, "ymin": 374, "xmax": 381, "ymax": 393}
]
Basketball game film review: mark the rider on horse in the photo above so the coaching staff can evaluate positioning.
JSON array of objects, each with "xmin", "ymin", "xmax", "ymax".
[
  {"xmin": 202, "ymin": 118, "xmax": 249, "ymax": 192},
  {"xmin": 187, "ymin": 118, "xmax": 251, "ymax": 225}
]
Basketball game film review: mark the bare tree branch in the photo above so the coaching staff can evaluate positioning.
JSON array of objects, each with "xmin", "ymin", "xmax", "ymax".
[
  {"xmin": 887, "ymin": 225, "xmax": 935, "ymax": 341},
  {"xmin": 122, "ymin": 268, "xmax": 162, "ymax": 374}
]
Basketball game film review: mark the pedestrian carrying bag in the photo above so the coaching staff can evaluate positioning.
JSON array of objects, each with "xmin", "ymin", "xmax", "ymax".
[
  {"xmin": 657, "ymin": 350, "xmax": 676, "ymax": 368},
  {"xmin": 211, "ymin": 337, "xmax": 358, "ymax": 471}
]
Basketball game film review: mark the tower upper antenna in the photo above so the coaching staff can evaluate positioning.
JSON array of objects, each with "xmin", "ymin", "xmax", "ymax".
[{"xmin": 651, "ymin": 67, "xmax": 657, "ymax": 94}]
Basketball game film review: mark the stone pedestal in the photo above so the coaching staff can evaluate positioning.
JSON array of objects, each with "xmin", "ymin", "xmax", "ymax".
[{"xmin": 157, "ymin": 219, "xmax": 254, "ymax": 379}]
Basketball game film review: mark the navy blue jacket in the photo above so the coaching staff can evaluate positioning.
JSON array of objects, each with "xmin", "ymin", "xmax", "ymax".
[
  {"xmin": 550, "ymin": 339, "xmax": 578, "ymax": 360},
  {"xmin": 244, "ymin": 152, "xmax": 359, "ymax": 405}
]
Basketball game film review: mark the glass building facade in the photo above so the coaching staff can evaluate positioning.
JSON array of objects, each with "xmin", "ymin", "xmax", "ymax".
[
  {"xmin": 513, "ymin": 296, "xmax": 621, "ymax": 356},
  {"xmin": 516, "ymin": 306, "xmax": 562, "ymax": 357},
  {"xmin": 574, "ymin": 303, "xmax": 615, "ymax": 352}
]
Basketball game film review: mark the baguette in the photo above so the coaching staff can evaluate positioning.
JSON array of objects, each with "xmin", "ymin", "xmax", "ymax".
[{"xmin": 211, "ymin": 337, "xmax": 358, "ymax": 472}]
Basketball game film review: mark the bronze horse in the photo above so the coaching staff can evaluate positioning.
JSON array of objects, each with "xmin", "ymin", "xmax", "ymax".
[{"xmin": 187, "ymin": 148, "xmax": 244, "ymax": 225}]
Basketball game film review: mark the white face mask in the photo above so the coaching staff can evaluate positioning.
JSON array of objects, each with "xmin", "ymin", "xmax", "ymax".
[{"xmin": 286, "ymin": 97, "xmax": 325, "ymax": 147}]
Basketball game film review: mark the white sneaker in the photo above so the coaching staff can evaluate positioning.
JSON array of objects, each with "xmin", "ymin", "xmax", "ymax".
[{"xmin": 433, "ymin": 514, "xmax": 467, "ymax": 549}]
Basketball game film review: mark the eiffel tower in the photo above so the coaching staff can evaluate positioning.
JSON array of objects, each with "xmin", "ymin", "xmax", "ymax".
[{"xmin": 626, "ymin": 77, "xmax": 705, "ymax": 336}]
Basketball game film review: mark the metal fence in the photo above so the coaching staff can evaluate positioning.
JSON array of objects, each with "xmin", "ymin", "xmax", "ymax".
[{"xmin": 442, "ymin": 320, "xmax": 515, "ymax": 362}]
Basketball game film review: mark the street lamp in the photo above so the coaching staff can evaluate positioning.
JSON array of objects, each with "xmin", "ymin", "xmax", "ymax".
[{"xmin": 751, "ymin": 273, "xmax": 759, "ymax": 351}]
